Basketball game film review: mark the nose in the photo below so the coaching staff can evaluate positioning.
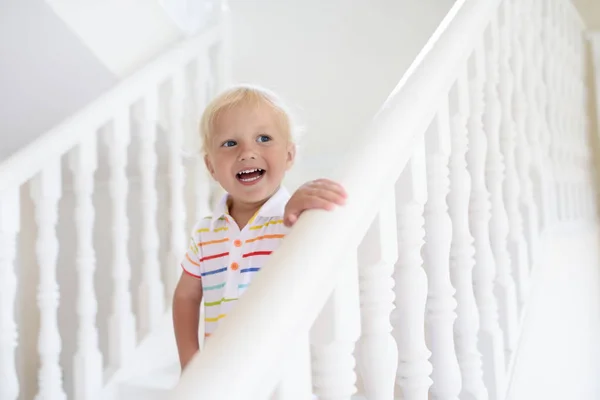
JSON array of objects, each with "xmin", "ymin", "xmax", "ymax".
[{"xmin": 237, "ymin": 142, "xmax": 257, "ymax": 161}]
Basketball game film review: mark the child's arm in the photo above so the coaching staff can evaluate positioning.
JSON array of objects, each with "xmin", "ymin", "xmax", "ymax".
[
  {"xmin": 173, "ymin": 273, "xmax": 203, "ymax": 371},
  {"xmin": 284, "ymin": 178, "xmax": 347, "ymax": 227}
]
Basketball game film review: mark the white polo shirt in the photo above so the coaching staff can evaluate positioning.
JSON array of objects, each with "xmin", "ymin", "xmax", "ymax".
[{"xmin": 180, "ymin": 186, "xmax": 291, "ymax": 338}]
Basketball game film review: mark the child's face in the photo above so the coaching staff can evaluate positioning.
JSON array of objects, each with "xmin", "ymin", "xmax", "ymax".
[{"xmin": 204, "ymin": 103, "xmax": 295, "ymax": 207}]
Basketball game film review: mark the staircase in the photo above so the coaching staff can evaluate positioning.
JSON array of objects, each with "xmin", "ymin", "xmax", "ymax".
[{"xmin": 1, "ymin": 0, "xmax": 599, "ymax": 399}]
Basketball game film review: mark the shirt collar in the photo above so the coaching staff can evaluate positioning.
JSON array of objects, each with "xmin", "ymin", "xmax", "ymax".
[{"xmin": 209, "ymin": 186, "xmax": 290, "ymax": 229}]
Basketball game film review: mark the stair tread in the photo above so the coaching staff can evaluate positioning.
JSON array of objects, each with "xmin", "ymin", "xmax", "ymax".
[
  {"xmin": 115, "ymin": 312, "xmax": 370, "ymax": 400},
  {"xmin": 116, "ymin": 311, "xmax": 180, "ymax": 381}
]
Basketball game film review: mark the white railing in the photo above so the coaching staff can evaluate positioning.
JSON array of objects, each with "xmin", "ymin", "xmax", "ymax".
[
  {"xmin": 0, "ymin": 5, "xmax": 229, "ymax": 400},
  {"xmin": 170, "ymin": 0, "xmax": 595, "ymax": 399}
]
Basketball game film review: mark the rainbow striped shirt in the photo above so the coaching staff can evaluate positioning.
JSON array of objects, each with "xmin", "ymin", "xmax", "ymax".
[{"xmin": 180, "ymin": 187, "xmax": 290, "ymax": 337}]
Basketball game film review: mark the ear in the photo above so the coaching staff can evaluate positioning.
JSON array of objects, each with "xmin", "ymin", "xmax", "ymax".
[
  {"xmin": 204, "ymin": 154, "xmax": 217, "ymax": 178},
  {"xmin": 286, "ymin": 143, "xmax": 296, "ymax": 170}
]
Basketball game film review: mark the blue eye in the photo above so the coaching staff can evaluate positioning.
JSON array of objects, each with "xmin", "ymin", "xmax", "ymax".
[
  {"xmin": 222, "ymin": 140, "xmax": 237, "ymax": 148},
  {"xmin": 257, "ymin": 135, "xmax": 271, "ymax": 143}
]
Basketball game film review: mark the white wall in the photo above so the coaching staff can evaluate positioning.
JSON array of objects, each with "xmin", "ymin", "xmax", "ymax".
[
  {"xmin": 47, "ymin": 0, "xmax": 185, "ymax": 77},
  {"xmin": 507, "ymin": 226, "xmax": 600, "ymax": 399},
  {"xmin": 0, "ymin": 0, "xmax": 117, "ymax": 163},
  {"xmin": 228, "ymin": 0, "xmax": 457, "ymax": 187}
]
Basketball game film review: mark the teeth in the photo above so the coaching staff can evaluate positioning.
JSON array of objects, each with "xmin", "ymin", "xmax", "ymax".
[
  {"xmin": 238, "ymin": 168, "xmax": 263, "ymax": 175},
  {"xmin": 239, "ymin": 175, "xmax": 261, "ymax": 182},
  {"xmin": 237, "ymin": 168, "xmax": 264, "ymax": 182}
]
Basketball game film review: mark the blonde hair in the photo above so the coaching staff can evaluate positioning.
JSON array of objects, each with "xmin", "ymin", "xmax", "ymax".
[{"xmin": 199, "ymin": 84, "xmax": 300, "ymax": 154}]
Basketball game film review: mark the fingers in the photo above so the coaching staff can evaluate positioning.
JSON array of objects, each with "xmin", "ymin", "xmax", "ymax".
[
  {"xmin": 284, "ymin": 179, "xmax": 348, "ymax": 227},
  {"xmin": 306, "ymin": 187, "xmax": 346, "ymax": 206},
  {"xmin": 283, "ymin": 197, "xmax": 335, "ymax": 227},
  {"xmin": 283, "ymin": 213, "xmax": 297, "ymax": 227},
  {"xmin": 309, "ymin": 179, "xmax": 347, "ymax": 201},
  {"xmin": 296, "ymin": 195, "xmax": 338, "ymax": 212}
]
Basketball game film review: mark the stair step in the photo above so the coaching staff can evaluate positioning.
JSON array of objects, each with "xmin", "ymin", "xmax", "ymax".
[
  {"xmin": 112, "ymin": 311, "xmax": 369, "ymax": 399},
  {"xmin": 118, "ymin": 363, "xmax": 179, "ymax": 400}
]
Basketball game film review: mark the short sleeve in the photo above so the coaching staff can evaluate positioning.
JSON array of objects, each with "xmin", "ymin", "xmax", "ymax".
[{"xmin": 180, "ymin": 224, "xmax": 204, "ymax": 279}]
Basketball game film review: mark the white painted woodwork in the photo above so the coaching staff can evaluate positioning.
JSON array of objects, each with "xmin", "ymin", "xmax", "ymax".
[
  {"xmin": 468, "ymin": 43, "xmax": 506, "ymax": 400},
  {"xmin": 190, "ymin": 57, "xmax": 213, "ymax": 344},
  {"xmin": 423, "ymin": 101, "xmax": 461, "ymax": 400},
  {"xmin": 0, "ymin": 18, "xmax": 223, "ymax": 400},
  {"xmin": 393, "ymin": 140, "xmax": 433, "ymax": 400},
  {"xmin": 193, "ymin": 57, "xmax": 213, "ymax": 222},
  {"xmin": 167, "ymin": 71, "xmax": 188, "ymax": 300},
  {"xmin": 11, "ymin": 1, "xmax": 574, "ymax": 399},
  {"xmin": 484, "ymin": 17, "xmax": 519, "ymax": 364},
  {"xmin": 310, "ymin": 252, "xmax": 361, "ymax": 400},
  {"xmin": 104, "ymin": 112, "xmax": 137, "ymax": 368},
  {"xmin": 0, "ymin": 27, "xmax": 221, "ymax": 196},
  {"xmin": 217, "ymin": 0, "xmax": 232, "ymax": 91},
  {"xmin": 551, "ymin": 0, "xmax": 567, "ymax": 223},
  {"xmin": 517, "ymin": 0, "xmax": 541, "ymax": 267},
  {"xmin": 137, "ymin": 91, "xmax": 166, "ymax": 335},
  {"xmin": 542, "ymin": 1, "xmax": 559, "ymax": 226},
  {"xmin": 270, "ymin": 335, "xmax": 313, "ymax": 400},
  {"xmin": 30, "ymin": 161, "xmax": 66, "ymax": 400},
  {"xmin": 69, "ymin": 135, "xmax": 103, "ymax": 400},
  {"xmin": 356, "ymin": 188, "xmax": 398, "ymax": 400},
  {"xmin": 530, "ymin": 0, "xmax": 550, "ymax": 232},
  {"xmin": 0, "ymin": 189, "xmax": 20, "ymax": 400},
  {"xmin": 448, "ymin": 68, "xmax": 488, "ymax": 400},
  {"xmin": 498, "ymin": 0, "xmax": 530, "ymax": 313}
]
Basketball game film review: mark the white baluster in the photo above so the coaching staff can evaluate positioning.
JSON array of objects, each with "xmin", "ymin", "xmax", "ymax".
[
  {"xmin": 449, "ymin": 68, "xmax": 488, "ymax": 400},
  {"xmin": 188, "ymin": 58, "xmax": 213, "ymax": 343},
  {"xmin": 542, "ymin": 2, "xmax": 559, "ymax": 225},
  {"xmin": 392, "ymin": 140, "xmax": 433, "ymax": 400},
  {"xmin": 311, "ymin": 251, "xmax": 361, "ymax": 400},
  {"xmin": 468, "ymin": 42, "xmax": 506, "ymax": 400},
  {"xmin": 484, "ymin": 18, "xmax": 519, "ymax": 364},
  {"xmin": 30, "ymin": 161, "xmax": 66, "ymax": 400},
  {"xmin": 138, "ymin": 91, "xmax": 165, "ymax": 335},
  {"xmin": 518, "ymin": 0, "xmax": 541, "ymax": 266},
  {"xmin": 423, "ymin": 101, "xmax": 461, "ymax": 400},
  {"xmin": 69, "ymin": 135, "xmax": 103, "ymax": 400},
  {"xmin": 572, "ymin": 24, "xmax": 586, "ymax": 223},
  {"xmin": 531, "ymin": 0, "xmax": 550, "ymax": 231},
  {"xmin": 499, "ymin": 0, "xmax": 530, "ymax": 312},
  {"xmin": 194, "ymin": 57, "xmax": 213, "ymax": 221},
  {"xmin": 0, "ymin": 189, "xmax": 20, "ymax": 400},
  {"xmin": 217, "ymin": 0, "xmax": 232, "ymax": 91},
  {"xmin": 552, "ymin": 0, "xmax": 568, "ymax": 223},
  {"xmin": 104, "ymin": 111, "xmax": 137, "ymax": 368},
  {"xmin": 167, "ymin": 71, "xmax": 187, "ymax": 299},
  {"xmin": 356, "ymin": 188, "xmax": 398, "ymax": 400},
  {"xmin": 270, "ymin": 334, "xmax": 312, "ymax": 400},
  {"xmin": 563, "ymin": 20, "xmax": 575, "ymax": 223}
]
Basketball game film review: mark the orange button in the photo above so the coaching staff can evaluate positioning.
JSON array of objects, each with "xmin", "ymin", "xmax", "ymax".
[
  {"xmin": 231, "ymin": 262, "xmax": 239, "ymax": 271},
  {"xmin": 234, "ymin": 239, "xmax": 242, "ymax": 247}
]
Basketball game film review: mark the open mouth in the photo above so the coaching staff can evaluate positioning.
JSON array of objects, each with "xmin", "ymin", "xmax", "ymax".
[{"xmin": 236, "ymin": 168, "xmax": 265, "ymax": 184}]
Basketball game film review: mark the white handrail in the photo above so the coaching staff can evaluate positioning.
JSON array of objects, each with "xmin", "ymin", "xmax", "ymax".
[
  {"xmin": 169, "ymin": 0, "xmax": 502, "ymax": 398},
  {"xmin": 0, "ymin": 26, "xmax": 219, "ymax": 194}
]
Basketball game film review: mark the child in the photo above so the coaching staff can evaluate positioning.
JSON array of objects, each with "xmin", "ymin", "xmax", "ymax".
[{"xmin": 173, "ymin": 84, "xmax": 346, "ymax": 371}]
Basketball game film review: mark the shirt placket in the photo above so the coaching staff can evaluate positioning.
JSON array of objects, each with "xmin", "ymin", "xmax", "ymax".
[{"xmin": 223, "ymin": 221, "xmax": 243, "ymax": 300}]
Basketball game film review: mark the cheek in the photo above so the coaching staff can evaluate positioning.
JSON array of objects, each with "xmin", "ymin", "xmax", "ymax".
[{"xmin": 210, "ymin": 156, "xmax": 233, "ymax": 177}]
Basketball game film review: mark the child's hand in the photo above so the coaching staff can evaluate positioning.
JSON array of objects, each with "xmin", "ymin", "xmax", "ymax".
[{"xmin": 284, "ymin": 179, "xmax": 347, "ymax": 227}]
